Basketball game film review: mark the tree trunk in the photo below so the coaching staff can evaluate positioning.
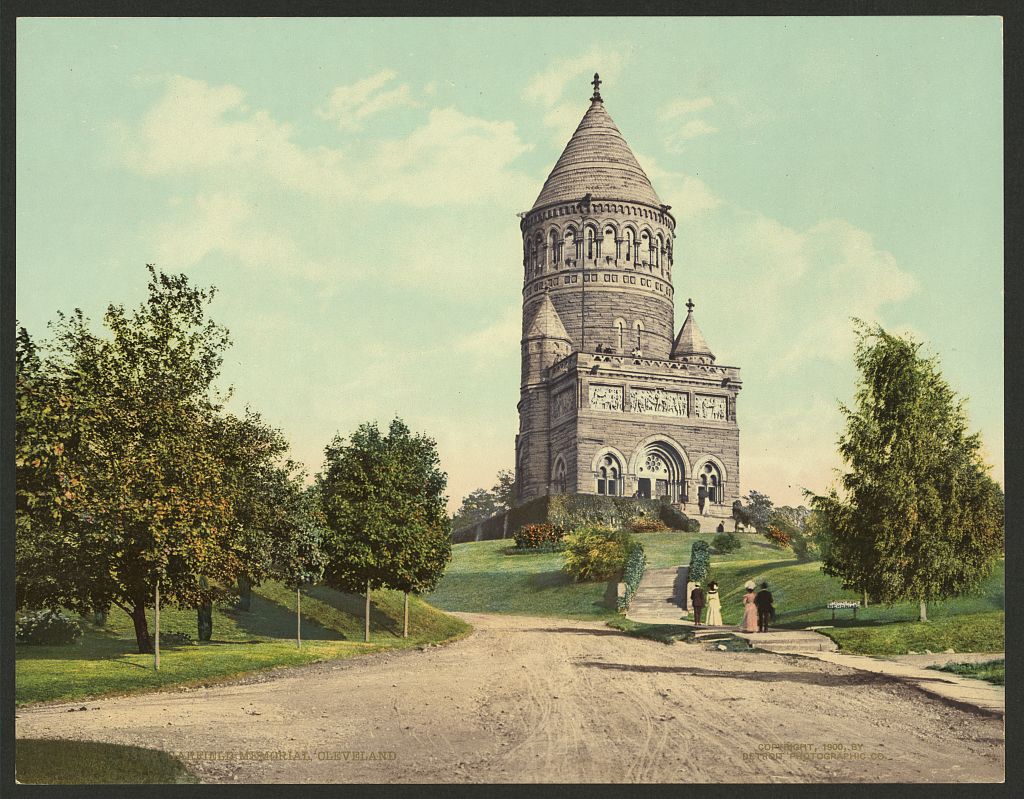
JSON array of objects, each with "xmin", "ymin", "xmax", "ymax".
[
  {"xmin": 364, "ymin": 581, "xmax": 371, "ymax": 643},
  {"xmin": 862, "ymin": 588, "xmax": 868, "ymax": 607},
  {"xmin": 403, "ymin": 592, "xmax": 409, "ymax": 638},
  {"xmin": 919, "ymin": 598, "xmax": 928, "ymax": 623},
  {"xmin": 237, "ymin": 575, "xmax": 252, "ymax": 611},
  {"xmin": 130, "ymin": 603, "xmax": 153, "ymax": 654},
  {"xmin": 154, "ymin": 580, "xmax": 161, "ymax": 671},
  {"xmin": 197, "ymin": 604, "xmax": 213, "ymax": 641},
  {"xmin": 296, "ymin": 587, "xmax": 301, "ymax": 649}
]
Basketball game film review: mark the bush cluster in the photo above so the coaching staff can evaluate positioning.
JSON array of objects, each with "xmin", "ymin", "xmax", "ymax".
[
  {"xmin": 712, "ymin": 532, "xmax": 742, "ymax": 553},
  {"xmin": 159, "ymin": 631, "xmax": 194, "ymax": 645},
  {"xmin": 16, "ymin": 609, "xmax": 82, "ymax": 645},
  {"xmin": 629, "ymin": 517, "xmax": 668, "ymax": 534},
  {"xmin": 763, "ymin": 524, "xmax": 792, "ymax": 548},
  {"xmin": 617, "ymin": 542, "xmax": 647, "ymax": 612},
  {"xmin": 657, "ymin": 503, "xmax": 692, "ymax": 531},
  {"xmin": 514, "ymin": 523, "xmax": 566, "ymax": 549},
  {"xmin": 562, "ymin": 526, "xmax": 635, "ymax": 582},
  {"xmin": 688, "ymin": 540, "xmax": 712, "ymax": 584}
]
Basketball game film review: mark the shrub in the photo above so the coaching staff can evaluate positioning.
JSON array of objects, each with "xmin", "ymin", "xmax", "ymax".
[
  {"xmin": 159, "ymin": 631, "xmax": 194, "ymax": 645},
  {"xmin": 562, "ymin": 526, "xmax": 634, "ymax": 582},
  {"xmin": 617, "ymin": 542, "xmax": 647, "ymax": 612},
  {"xmin": 712, "ymin": 532, "xmax": 742, "ymax": 553},
  {"xmin": 514, "ymin": 523, "xmax": 566, "ymax": 549},
  {"xmin": 629, "ymin": 517, "xmax": 668, "ymax": 534},
  {"xmin": 657, "ymin": 502, "xmax": 692, "ymax": 531},
  {"xmin": 688, "ymin": 540, "xmax": 712, "ymax": 584},
  {"xmin": 684, "ymin": 518, "xmax": 701, "ymax": 533},
  {"xmin": 16, "ymin": 609, "xmax": 82, "ymax": 645}
]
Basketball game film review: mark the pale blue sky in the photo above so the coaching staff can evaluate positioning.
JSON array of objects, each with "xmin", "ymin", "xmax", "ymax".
[{"xmin": 16, "ymin": 17, "xmax": 1003, "ymax": 510}]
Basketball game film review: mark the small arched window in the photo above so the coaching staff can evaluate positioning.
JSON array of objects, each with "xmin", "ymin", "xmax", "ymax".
[
  {"xmin": 549, "ymin": 230, "xmax": 559, "ymax": 265},
  {"xmin": 623, "ymin": 229, "xmax": 635, "ymax": 262},
  {"xmin": 596, "ymin": 455, "xmax": 621, "ymax": 496},
  {"xmin": 615, "ymin": 319, "xmax": 625, "ymax": 351},
  {"xmin": 655, "ymin": 233, "xmax": 663, "ymax": 267},
  {"xmin": 640, "ymin": 231, "xmax": 651, "ymax": 264},
  {"xmin": 564, "ymin": 228, "xmax": 576, "ymax": 263},
  {"xmin": 553, "ymin": 458, "xmax": 567, "ymax": 494},
  {"xmin": 634, "ymin": 321, "xmax": 644, "ymax": 351},
  {"xmin": 603, "ymin": 226, "xmax": 616, "ymax": 262},
  {"xmin": 585, "ymin": 226, "xmax": 596, "ymax": 260},
  {"xmin": 533, "ymin": 233, "xmax": 543, "ymax": 273}
]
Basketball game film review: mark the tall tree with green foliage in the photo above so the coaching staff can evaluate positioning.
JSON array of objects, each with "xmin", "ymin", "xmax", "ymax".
[
  {"xmin": 317, "ymin": 418, "xmax": 451, "ymax": 642},
  {"xmin": 451, "ymin": 468, "xmax": 516, "ymax": 531},
  {"xmin": 15, "ymin": 267, "xmax": 241, "ymax": 653},
  {"xmin": 811, "ymin": 322, "xmax": 1004, "ymax": 622}
]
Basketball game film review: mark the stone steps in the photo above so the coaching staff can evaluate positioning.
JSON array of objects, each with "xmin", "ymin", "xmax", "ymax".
[
  {"xmin": 733, "ymin": 630, "xmax": 838, "ymax": 653},
  {"xmin": 625, "ymin": 565, "xmax": 689, "ymax": 622}
]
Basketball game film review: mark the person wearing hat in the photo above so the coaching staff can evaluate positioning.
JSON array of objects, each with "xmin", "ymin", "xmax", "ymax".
[
  {"xmin": 690, "ymin": 581, "xmax": 706, "ymax": 626},
  {"xmin": 738, "ymin": 580, "xmax": 758, "ymax": 632},
  {"xmin": 755, "ymin": 581, "xmax": 775, "ymax": 633},
  {"xmin": 705, "ymin": 581, "xmax": 723, "ymax": 626}
]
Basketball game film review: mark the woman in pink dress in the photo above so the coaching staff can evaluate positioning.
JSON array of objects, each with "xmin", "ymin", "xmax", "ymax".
[{"xmin": 738, "ymin": 582, "xmax": 759, "ymax": 632}]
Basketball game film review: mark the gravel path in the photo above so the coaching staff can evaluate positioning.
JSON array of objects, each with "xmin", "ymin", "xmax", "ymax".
[{"xmin": 16, "ymin": 613, "xmax": 1004, "ymax": 783}]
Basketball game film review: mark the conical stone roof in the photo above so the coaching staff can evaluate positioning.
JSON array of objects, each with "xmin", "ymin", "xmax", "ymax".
[
  {"xmin": 525, "ymin": 292, "xmax": 571, "ymax": 340},
  {"xmin": 671, "ymin": 300, "xmax": 715, "ymax": 362},
  {"xmin": 532, "ymin": 94, "xmax": 662, "ymax": 211}
]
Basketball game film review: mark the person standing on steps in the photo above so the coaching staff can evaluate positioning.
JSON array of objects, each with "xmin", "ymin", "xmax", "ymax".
[
  {"xmin": 690, "ymin": 582, "xmax": 705, "ymax": 626},
  {"xmin": 738, "ymin": 581, "xmax": 758, "ymax": 632},
  {"xmin": 705, "ymin": 581, "xmax": 723, "ymax": 626},
  {"xmin": 755, "ymin": 581, "xmax": 774, "ymax": 633}
]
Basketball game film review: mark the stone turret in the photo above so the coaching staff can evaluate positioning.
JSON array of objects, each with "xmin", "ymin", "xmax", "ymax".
[
  {"xmin": 521, "ymin": 291, "xmax": 572, "ymax": 388},
  {"xmin": 671, "ymin": 299, "xmax": 715, "ymax": 364}
]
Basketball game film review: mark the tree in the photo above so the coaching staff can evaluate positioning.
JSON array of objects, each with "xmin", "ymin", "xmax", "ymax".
[
  {"xmin": 810, "ymin": 322, "xmax": 1004, "ymax": 622},
  {"xmin": 16, "ymin": 267, "xmax": 241, "ymax": 653},
  {"xmin": 318, "ymin": 418, "xmax": 451, "ymax": 642},
  {"xmin": 272, "ymin": 483, "xmax": 328, "ymax": 648},
  {"xmin": 451, "ymin": 468, "xmax": 515, "ymax": 531}
]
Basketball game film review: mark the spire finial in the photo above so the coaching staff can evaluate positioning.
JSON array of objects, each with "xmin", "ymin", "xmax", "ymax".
[
  {"xmin": 591, "ymin": 73, "xmax": 602, "ymax": 102},
  {"xmin": 686, "ymin": 298, "xmax": 695, "ymax": 313}
]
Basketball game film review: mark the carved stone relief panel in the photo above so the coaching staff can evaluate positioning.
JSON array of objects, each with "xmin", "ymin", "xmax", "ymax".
[
  {"xmin": 693, "ymin": 394, "xmax": 727, "ymax": 421},
  {"xmin": 628, "ymin": 387, "xmax": 688, "ymax": 417},
  {"xmin": 588, "ymin": 384, "xmax": 623, "ymax": 412},
  {"xmin": 552, "ymin": 389, "xmax": 576, "ymax": 419}
]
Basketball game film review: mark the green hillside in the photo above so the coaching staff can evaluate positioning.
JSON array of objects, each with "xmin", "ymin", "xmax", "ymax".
[{"xmin": 16, "ymin": 582, "xmax": 469, "ymax": 706}]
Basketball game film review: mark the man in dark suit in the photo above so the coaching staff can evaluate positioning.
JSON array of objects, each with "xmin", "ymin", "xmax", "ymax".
[
  {"xmin": 754, "ymin": 581, "xmax": 774, "ymax": 632},
  {"xmin": 690, "ymin": 582, "xmax": 705, "ymax": 626}
]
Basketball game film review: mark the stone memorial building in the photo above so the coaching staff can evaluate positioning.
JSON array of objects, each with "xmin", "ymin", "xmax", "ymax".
[{"xmin": 514, "ymin": 75, "xmax": 742, "ymax": 525}]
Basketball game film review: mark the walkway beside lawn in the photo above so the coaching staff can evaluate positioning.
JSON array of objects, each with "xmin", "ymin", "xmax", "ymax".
[{"xmin": 795, "ymin": 650, "xmax": 1005, "ymax": 717}]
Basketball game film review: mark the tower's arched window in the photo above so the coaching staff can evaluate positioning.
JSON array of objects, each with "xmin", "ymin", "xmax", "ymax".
[
  {"xmin": 615, "ymin": 319, "xmax": 626, "ymax": 351},
  {"xmin": 533, "ymin": 233, "xmax": 543, "ymax": 274},
  {"xmin": 623, "ymin": 229, "xmax": 635, "ymax": 262},
  {"xmin": 596, "ymin": 454, "xmax": 622, "ymax": 496},
  {"xmin": 549, "ymin": 229, "xmax": 559, "ymax": 265},
  {"xmin": 553, "ymin": 457, "xmax": 567, "ymax": 494},
  {"xmin": 634, "ymin": 321, "xmax": 644, "ymax": 352},
  {"xmin": 655, "ymin": 233, "xmax": 664, "ymax": 267},
  {"xmin": 564, "ymin": 228, "xmax": 577, "ymax": 263},
  {"xmin": 603, "ymin": 226, "xmax": 616, "ymax": 262},
  {"xmin": 585, "ymin": 226, "xmax": 596, "ymax": 260},
  {"xmin": 640, "ymin": 231, "xmax": 651, "ymax": 265},
  {"xmin": 698, "ymin": 463, "xmax": 723, "ymax": 506}
]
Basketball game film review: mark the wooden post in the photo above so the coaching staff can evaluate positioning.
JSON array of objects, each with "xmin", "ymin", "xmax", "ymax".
[
  {"xmin": 296, "ymin": 587, "xmax": 301, "ymax": 649},
  {"xmin": 403, "ymin": 592, "xmax": 409, "ymax": 639},
  {"xmin": 919, "ymin": 599, "xmax": 928, "ymax": 623},
  {"xmin": 154, "ymin": 579, "xmax": 161, "ymax": 672},
  {"xmin": 364, "ymin": 580, "xmax": 371, "ymax": 643}
]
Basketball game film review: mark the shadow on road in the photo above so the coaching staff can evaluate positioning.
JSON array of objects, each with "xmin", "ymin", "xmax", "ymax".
[
  {"xmin": 520, "ymin": 627, "xmax": 628, "ymax": 637},
  {"xmin": 577, "ymin": 661, "xmax": 890, "ymax": 687}
]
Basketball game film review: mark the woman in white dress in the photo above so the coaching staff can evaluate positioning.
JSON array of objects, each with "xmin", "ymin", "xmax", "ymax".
[{"xmin": 705, "ymin": 581, "xmax": 723, "ymax": 626}]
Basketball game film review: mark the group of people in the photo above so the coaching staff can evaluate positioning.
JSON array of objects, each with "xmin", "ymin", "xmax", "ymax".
[{"xmin": 689, "ymin": 580, "xmax": 774, "ymax": 633}]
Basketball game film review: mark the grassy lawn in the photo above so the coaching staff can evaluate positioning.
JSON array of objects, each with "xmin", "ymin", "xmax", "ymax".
[
  {"xmin": 433, "ymin": 536, "xmax": 1003, "ymax": 657},
  {"xmin": 606, "ymin": 617, "xmax": 695, "ymax": 644},
  {"xmin": 930, "ymin": 658, "xmax": 1005, "ymax": 686},
  {"xmin": 17, "ymin": 739, "xmax": 198, "ymax": 784},
  {"xmin": 427, "ymin": 539, "xmax": 618, "ymax": 619},
  {"xmin": 16, "ymin": 582, "xmax": 470, "ymax": 707}
]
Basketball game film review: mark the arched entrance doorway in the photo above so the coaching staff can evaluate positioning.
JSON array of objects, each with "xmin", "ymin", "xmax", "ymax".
[{"xmin": 631, "ymin": 440, "xmax": 688, "ymax": 502}]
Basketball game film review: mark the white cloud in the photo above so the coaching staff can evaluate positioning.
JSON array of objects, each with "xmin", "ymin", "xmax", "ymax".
[
  {"xmin": 659, "ymin": 96, "xmax": 714, "ymax": 119},
  {"xmin": 522, "ymin": 49, "xmax": 626, "ymax": 143},
  {"xmin": 664, "ymin": 119, "xmax": 718, "ymax": 152},
  {"xmin": 634, "ymin": 152, "xmax": 722, "ymax": 219},
  {"xmin": 455, "ymin": 303, "xmax": 521, "ymax": 361},
  {"xmin": 123, "ymin": 75, "xmax": 534, "ymax": 208},
  {"xmin": 316, "ymin": 69, "xmax": 416, "ymax": 132}
]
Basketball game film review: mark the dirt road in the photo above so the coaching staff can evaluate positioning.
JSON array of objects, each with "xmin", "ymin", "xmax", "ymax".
[{"xmin": 16, "ymin": 614, "xmax": 1004, "ymax": 783}]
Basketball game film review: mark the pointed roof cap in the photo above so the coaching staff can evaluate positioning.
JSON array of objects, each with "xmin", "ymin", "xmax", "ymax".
[
  {"xmin": 531, "ymin": 76, "xmax": 663, "ymax": 211},
  {"xmin": 671, "ymin": 299, "xmax": 715, "ymax": 362},
  {"xmin": 525, "ymin": 292, "xmax": 571, "ymax": 341}
]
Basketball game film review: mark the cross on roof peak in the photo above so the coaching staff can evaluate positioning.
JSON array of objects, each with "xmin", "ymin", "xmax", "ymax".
[
  {"xmin": 591, "ymin": 73, "xmax": 602, "ymax": 102},
  {"xmin": 686, "ymin": 298, "xmax": 695, "ymax": 313}
]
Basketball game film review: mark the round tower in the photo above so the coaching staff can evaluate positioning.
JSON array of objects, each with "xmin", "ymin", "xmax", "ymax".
[{"xmin": 519, "ymin": 74, "xmax": 677, "ymax": 360}]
